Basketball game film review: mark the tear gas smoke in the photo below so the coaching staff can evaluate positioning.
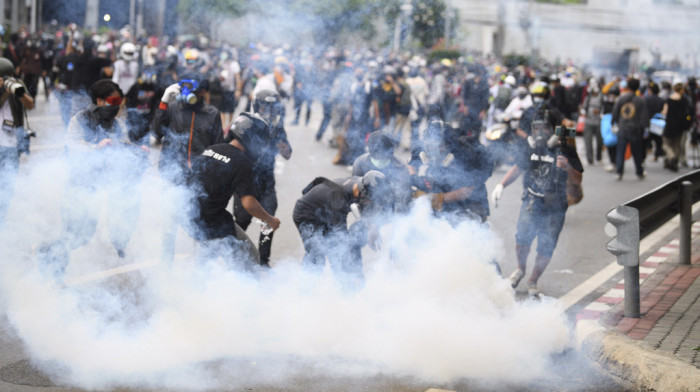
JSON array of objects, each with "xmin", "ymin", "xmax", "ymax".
[{"xmin": 0, "ymin": 148, "xmax": 572, "ymax": 390}]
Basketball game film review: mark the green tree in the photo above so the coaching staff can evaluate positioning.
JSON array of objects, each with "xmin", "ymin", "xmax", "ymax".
[{"xmin": 386, "ymin": 0, "xmax": 455, "ymax": 49}]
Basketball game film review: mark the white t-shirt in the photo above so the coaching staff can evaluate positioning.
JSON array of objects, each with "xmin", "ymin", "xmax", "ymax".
[
  {"xmin": 220, "ymin": 60, "xmax": 241, "ymax": 92},
  {"xmin": 112, "ymin": 59, "xmax": 139, "ymax": 93}
]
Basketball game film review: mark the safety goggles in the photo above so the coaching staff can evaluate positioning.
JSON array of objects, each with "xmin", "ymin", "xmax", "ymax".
[
  {"xmin": 179, "ymin": 79, "xmax": 200, "ymax": 91},
  {"xmin": 105, "ymin": 96, "xmax": 123, "ymax": 106}
]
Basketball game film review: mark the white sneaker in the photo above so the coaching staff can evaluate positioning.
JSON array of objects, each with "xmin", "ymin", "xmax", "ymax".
[
  {"xmin": 509, "ymin": 269, "xmax": 524, "ymax": 288},
  {"xmin": 527, "ymin": 281, "xmax": 540, "ymax": 297},
  {"xmin": 604, "ymin": 164, "xmax": 615, "ymax": 173}
]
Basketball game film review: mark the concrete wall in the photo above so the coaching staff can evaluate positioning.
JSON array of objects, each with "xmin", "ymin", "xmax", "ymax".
[{"xmin": 453, "ymin": 0, "xmax": 700, "ymax": 70}]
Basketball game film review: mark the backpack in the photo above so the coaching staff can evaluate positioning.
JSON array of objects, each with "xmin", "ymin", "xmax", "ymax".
[{"xmin": 398, "ymin": 81, "xmax": 412, "ymax": 115}]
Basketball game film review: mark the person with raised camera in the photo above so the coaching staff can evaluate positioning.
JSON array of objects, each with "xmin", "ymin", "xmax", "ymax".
[
  {"xmin": 152, "ymin": 72, "xmax": 223, "ymax": 263},
  {"xmin": 491, "ymin": 107, "xmax": 583, "ymax": 297},
  {"xmin": 0, "ymin": 57, "xmax": 34, "ymax": 226}
]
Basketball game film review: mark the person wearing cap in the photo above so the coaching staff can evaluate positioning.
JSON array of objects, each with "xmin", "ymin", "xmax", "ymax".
[
  {"xmin": 186, "ymin": 122, "xmax": 281, "ymax": 271},
  {"xmin": 491, "ymin": 104, "xmax": 583, "ymax": 297},
  {"xmin": 152, "ymin": 72, "xmax": 224, "ymax": 263},
  {"xmin": 0, "ymin": 57, "xmax": 34, "ymax": 226},
  {"xmin": 352, "ymin": 130, "xmax": 412, "ymax": 213},
  {"xmin": 36, "ymin": 80, "xmax": 148, "ymax": 276},
  {"xmin": 292, "ymin": 170, "xmax": 388, "ymax": 287}
]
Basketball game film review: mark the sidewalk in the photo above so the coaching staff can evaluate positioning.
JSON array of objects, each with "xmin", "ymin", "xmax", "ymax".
[{"xmin": 577, "ymin": 221, "xmax": 700, "ymax": 391}]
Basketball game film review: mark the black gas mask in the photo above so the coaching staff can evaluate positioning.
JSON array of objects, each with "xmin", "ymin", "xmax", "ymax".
[{"xmin": 528, "ymin": 120, "xmax": 558, "ymax": 150}]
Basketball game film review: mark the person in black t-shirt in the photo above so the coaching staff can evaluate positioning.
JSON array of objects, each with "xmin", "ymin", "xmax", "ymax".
[
  {"xmin": 188, "ymin": 131, "xmax": 280, "ymax": 270},
  {"xmin": 292, "ymin": 171, "xmax": 387, "ymax": 286},
  {"xmin": 491, "ymin": 107, "xmax": 583, "ymax": 297}
]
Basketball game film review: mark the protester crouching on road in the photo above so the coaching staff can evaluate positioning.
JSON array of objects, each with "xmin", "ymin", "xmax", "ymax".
[
  {"xmin": 187, "ymin": 118, "xmax": 281, "ymax": 272},
  {"xmin": 352, "ymin": 130, "xmax": 412, "ymax": 213},
  {"xmin": 152, "ymin": 72, "xmax": 224, "ymax": 263},
  {"xmin": 228, "ymin": 89, "xmax": 291, "ymax": 268},
  {"xmin": 0, "ymin": 57, "xmax": 34, "ymax": 227},
  {"xmin": 611, "ymin": 77, "xmax": 649, "ymax": 180},
  {"xmin": 491, "ymin": 107, "xmax": 583, "ymax": 297},
  {"xmin": 37, "ymin": 80, "xmax": 149, "ymax": 276},
  {"xmin": 293, "ymin": 170, "xmax": 388, "ymax": 289}
]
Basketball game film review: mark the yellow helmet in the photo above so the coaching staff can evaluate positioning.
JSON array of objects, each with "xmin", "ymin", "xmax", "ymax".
[
  {"xmin": 184, "ymin": 49, "xmax": 199, "ymax": 61},
  {"xmin": 529, "ymin": 81, "xmax": 550, "ymax": 98}
]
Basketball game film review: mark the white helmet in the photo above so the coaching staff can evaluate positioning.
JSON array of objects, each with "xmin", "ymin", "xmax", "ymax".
[{"xmin": 120, "ymin": 42, "xmax": 137, "ymax": 61}]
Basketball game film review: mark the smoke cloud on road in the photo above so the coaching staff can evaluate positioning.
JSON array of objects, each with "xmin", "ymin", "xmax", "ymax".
[{"xmin": 0, "ymin": 149, "xmax": 572, "ymax": 390}]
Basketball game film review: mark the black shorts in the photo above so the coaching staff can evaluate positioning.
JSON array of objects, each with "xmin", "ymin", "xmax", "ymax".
[{"xmin": 221, "ymin": 91, "xmax": 236, "ymax": 113}]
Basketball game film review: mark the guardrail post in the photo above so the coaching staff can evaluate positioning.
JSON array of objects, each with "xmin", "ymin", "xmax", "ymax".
[
  {"xmin": 606, "ymin": 205, "xmax": 641, "ymax": 318},
  {"xmin": 680, "ymin": 181, "xmax": 692, "ymax": 265}
]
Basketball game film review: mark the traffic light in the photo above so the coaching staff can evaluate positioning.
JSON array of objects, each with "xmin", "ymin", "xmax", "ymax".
[{"xmin": 606, "ymin": 205, "xmax": 640, "ymax": 267}]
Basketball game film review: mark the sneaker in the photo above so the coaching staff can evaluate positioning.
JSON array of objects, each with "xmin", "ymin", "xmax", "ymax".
[
  {"xmin": 637, "ymin": 171, "xmax": 646, "ymax": 180},
  {"xmin": 604, "ymin": 164, "xmax": 615, "ymax": 172},
  {"xmin": 615, "ymin": 174, "xmax": 623, "ymax": 181},
  {"xmin": 509, "ymin": 269, "xmax": 524, "ymax": 288},
  {"xmin": 527, "ymin": 281, "xmax": 540, "ymax": 297}
]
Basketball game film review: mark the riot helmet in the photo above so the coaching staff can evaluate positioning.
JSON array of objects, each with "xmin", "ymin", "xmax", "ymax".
[
  {"xmin": 252, "ymin": 89, "xmax": 281, "ymax": 127},
  {"xmin": 229, "ymin": 112, "xmax": 270, "ymax": 158},
  {"xmin": 120, "ymin": 42, "xmax": 137, "ymax": 61}
]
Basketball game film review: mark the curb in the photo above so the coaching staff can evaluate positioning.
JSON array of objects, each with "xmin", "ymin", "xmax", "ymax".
[{"xmin": 581, "ymin": 330, "xmax": 700, "ymax": 392}]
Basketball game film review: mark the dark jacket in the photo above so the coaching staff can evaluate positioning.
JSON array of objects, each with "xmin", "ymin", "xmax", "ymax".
[
  {"xmin": 152, "ymin": 101, "xmax": 223, "ymax": 180},
  {"xmin": 612, "ymin": 92, "xmax": 649, "ymax": 139}
]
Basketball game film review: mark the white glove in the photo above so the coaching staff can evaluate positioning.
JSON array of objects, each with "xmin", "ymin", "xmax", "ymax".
[
  {"xmin": 4, "ymin": 79, "xmax": 25, "ymax": 97},
  {"xmin": 161, "ymin": 83, "xmax": 180, "ymax": 103},
  {"xmin": 491, "ymin": 183, "xmax": 504, "ymax": 208}
]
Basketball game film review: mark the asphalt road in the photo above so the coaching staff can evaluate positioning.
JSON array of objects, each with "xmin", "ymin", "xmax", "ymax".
[{"xmin": 1, "ymin": 93, "xmax": 694, "ymax": 392}]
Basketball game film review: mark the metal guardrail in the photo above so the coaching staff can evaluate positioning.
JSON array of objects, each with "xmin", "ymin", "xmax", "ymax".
[
  {"xmin": 607, "ymin": 169, "xmax": 700, "ymax": 318},
  {"xmin": 625, "ymin": 170, "xmax": 700, "ymax": 241}
]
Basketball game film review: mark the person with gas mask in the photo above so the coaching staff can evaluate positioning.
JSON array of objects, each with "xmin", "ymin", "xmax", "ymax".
[
  {"xmin": 410, "ymin": 119, "xmax": 493, "ymax": 224},
  {"xmin": 352, "ymin": 130, "xmax": 412, "ymax": 213},
  {"xmin": 37, "ymin": 80, "xmax": 149, "ymax": 276},
  {"xmin": 187, "ymin": 116, "xmax": 281, "ymax": 272},
  {"xmin": 491, "ymin": 108, "xmax": 583, "ymax": 297},
  {"xmin": 292, "ymin": 170, "xmax": 388, "ymax": 287},
  {"xmin": 227, "ymin": 89, "xmax": 291, "ymax": 268},
  {"xmin": 0, "ymin": 57, "xmax": 34, "ymax": 227},
  {"xmin": 152, "ymin": 72, "xmax": 224, "ymax": 263}
]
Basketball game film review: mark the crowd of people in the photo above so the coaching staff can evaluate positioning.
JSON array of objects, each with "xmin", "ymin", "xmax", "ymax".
[{"xmin": 1, "ymin": 21, "xmax": 699, "ymax": 295}]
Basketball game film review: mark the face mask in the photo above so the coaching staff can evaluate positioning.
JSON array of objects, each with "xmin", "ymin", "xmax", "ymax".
[
  {"xmin": 533, "ymin": 97, "xmax": 544, "ymax": 103},
  {"xmin": 94, "ymin": 105, "xmax": 120, "ymax": 125},
  {"xmin": 518, "ymin": 93, "xmax": 527, "ymax": 99},
  {"xmin": 370, "ymin": 157, "xmax": 390, "ymax": 169}
]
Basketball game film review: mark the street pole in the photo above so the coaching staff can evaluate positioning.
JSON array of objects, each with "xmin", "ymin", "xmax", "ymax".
[
  {"xmin": 680, "ymin": 181, "xmax": 692, "ymax": 265},
  {"xmin": 85, "ymin": 0, "xmax": 100, "ymax": 32},
  {"xmin": 29, "ymin": 0, "xmax": 37, "ymax": 33},
  {"xmin": 444, "ymin": 0, "xmax": 451, "ymax": 47},
  {"xmin": 11, "ymin": 0, "xmax": 19, "ymax": 34}
]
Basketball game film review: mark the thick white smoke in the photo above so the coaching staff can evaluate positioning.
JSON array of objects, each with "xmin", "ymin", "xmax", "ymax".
[{"xmin": 0, "ymin": 151, "xmax": 572, "ymax": 390}]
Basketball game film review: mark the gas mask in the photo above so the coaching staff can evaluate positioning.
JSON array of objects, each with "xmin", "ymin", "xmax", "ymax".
[
  {"xmin": 177, "ymin": 79, "xmax": 199, "ymax": 105},
  {"xmin": 256, "ymin": 101, "xmax": 280, "ymax": 127},
  {"xmin": 527, "ymin": 122, "xmax": 558, "ymax": 150}
]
